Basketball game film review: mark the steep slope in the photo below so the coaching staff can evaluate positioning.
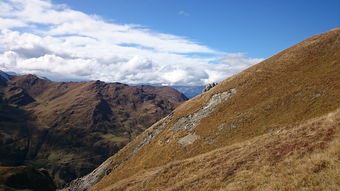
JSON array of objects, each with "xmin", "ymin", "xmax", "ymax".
[
  {"xmin": 0, "ymin": 71, "xmax": 10, "ymax": 82},
  {"xmin": 0, "ymin": 70, "xmax": 10, "ymax": 101},
  {"xmin": 0, "ymin": 74, "xmax": 187, "ymax": 187},
  {"xmin": 94, "ymin": 109, "xmax": 340, "ymax": 191},
  {"xmin": 86, "ymin": 28, "xmax": 340, "ymax": 190}
]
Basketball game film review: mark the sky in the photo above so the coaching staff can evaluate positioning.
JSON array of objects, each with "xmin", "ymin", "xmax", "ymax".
[{"xmin": 0, "ymin": 0, "xmax": 339, "ymax": 85}]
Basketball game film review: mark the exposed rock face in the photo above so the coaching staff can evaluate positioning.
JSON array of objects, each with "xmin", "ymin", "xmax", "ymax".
[
  {"xmin": 172, "ymin": 88, "xmax": 236, "ymax": 132},
  {"xmin": 84, "ymin": 28, "xmax": 340, "ymax": 191},
  {"xmin": 177, "ymin": 133, "xmax": 199, "ymax": 146},
  {"xmin": 60, "ymin": 158, "xmax": 112, "ymax": 191},
  {"xmin": 0, "ymin": 73, "xmax": 187, "ymax": 188}
]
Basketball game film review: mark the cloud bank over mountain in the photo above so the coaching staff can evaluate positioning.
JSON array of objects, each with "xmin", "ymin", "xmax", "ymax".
[{"xmin": 0, "ymin": 0, "xmax": 263, "ymax": 85}]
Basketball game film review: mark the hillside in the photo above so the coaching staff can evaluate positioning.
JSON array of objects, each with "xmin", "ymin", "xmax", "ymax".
[
  {"xmin": 93, "ymin": 109, "xmax": 340, "ymax": 191},
  {"xmin": 0, "ymin": 165, "xmax": 56, "ymax": 191},
  {"xmin": 70, "ymin": 28, "xmax": 340, "ymax": 191},
  {"xmin": 0, "ymin": 74, "xmax": 187, "ymax": 187}
]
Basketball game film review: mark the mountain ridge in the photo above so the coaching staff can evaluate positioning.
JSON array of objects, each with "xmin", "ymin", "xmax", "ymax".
[
  {"xmin": 81, "ymin": 28, "xmax": 340, "ymax": 191},
  {"xmin": 0, "ymin": 72, "xmax": 188, "ymax": 187}
]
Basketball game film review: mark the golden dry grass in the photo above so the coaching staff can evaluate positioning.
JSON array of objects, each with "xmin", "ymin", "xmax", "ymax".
[
  {"xmin": 92, "ymin": 28, "xmax": 340, "ymax": 190},
  {"xmin": 95, "ymin": 108, "xmax": 340, "ymax": 191}
]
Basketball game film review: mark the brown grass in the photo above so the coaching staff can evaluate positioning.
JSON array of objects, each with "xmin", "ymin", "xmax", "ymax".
[
  {"xmin": 91, "ymin": 28, "xmax": 340, "ymax": 190},
  {"xmin": 96, "ymin": 108, "xmax": 340, "ymax": 191}
]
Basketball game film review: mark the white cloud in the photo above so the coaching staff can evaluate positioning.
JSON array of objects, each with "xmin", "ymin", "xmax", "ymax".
[
  {"xmin": 178, "ymin": 10, "xmax": 190, "ymax": 17},
  {"xmin": 0, "ymin": 0, "xmax": 264, "ymax": 85},
  {"xmin": 0, "ymin": 18, "xmax": 27, "ymax": 29}
]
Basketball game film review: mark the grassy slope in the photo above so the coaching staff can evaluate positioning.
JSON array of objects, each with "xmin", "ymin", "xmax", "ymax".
[
  {"xmin": 92, "ymin": 28, "xmax": 340, "ymax": 190},
  {"xmin": 98, "ymin": 109, "xmax": 340, "ymax": 191}
]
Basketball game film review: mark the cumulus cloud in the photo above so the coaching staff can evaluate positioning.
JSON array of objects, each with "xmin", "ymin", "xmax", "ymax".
[{"xmin": 0, "ymin": 0, "xmax": 264, "ymax": 85}]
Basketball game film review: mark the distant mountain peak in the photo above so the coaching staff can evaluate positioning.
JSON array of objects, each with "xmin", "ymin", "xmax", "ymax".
[{"xmin": 0, "ymin": 70, "xmax": 10, "ymax": 81}]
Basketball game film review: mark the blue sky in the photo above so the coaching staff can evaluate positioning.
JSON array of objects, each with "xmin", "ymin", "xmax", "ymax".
[
  {"xmin": 54, "ymin": 0, "xmax": 340, "ymax": 58},
  {"xmin": 0, "ymin": 0, "xmax": 339, "ymax": 85}
]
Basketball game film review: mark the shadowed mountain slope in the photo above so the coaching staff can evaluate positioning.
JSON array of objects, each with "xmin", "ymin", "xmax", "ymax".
[
  {"xmin": 77, "ymin": 28, "xmax": 340, "ymax": 191},
  {"xmin": 0, "ymin": 74, "xmax": 187, "ymax": 187},
  {"xmin": 0, "ymin": 165, "xmax": 56, "ymax": 191}
]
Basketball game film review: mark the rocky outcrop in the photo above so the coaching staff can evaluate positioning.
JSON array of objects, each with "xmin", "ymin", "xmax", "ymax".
[
  {"xmin": 60, "ymin": 158, "xmax": 112, "ymax": 191},
  {"xmin": 172, "ymin": 88, "xmax": 236, "ymax": 132},
  {"xmin": 203, "ymin": 82, "xmax": 218, "ymax": 92},
  {"xmin": 177, "ymin": 133, "xmax": 199, "ymax": 146}
]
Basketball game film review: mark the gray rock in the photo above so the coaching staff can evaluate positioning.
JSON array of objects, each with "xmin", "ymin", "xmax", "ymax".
[
  {"xmin": 60, "ymin": 157, "xmax": 112, "ymax": 191},
  {"xmin": 177, "ymin": 134, "xmax": 199, "ymax": 146},
  {"xmin": 172, "ymin": 88, "xmax": 237, "ymax": 132}
]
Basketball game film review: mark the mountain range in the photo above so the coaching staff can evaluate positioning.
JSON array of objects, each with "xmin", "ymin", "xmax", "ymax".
[
  {"xmin": 171, "ymin": 86, "xmax": 205, "ymax": 99},
  {"xmin": 0, "ymin": 73, "xmax": 187, "ymax": 188}
]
